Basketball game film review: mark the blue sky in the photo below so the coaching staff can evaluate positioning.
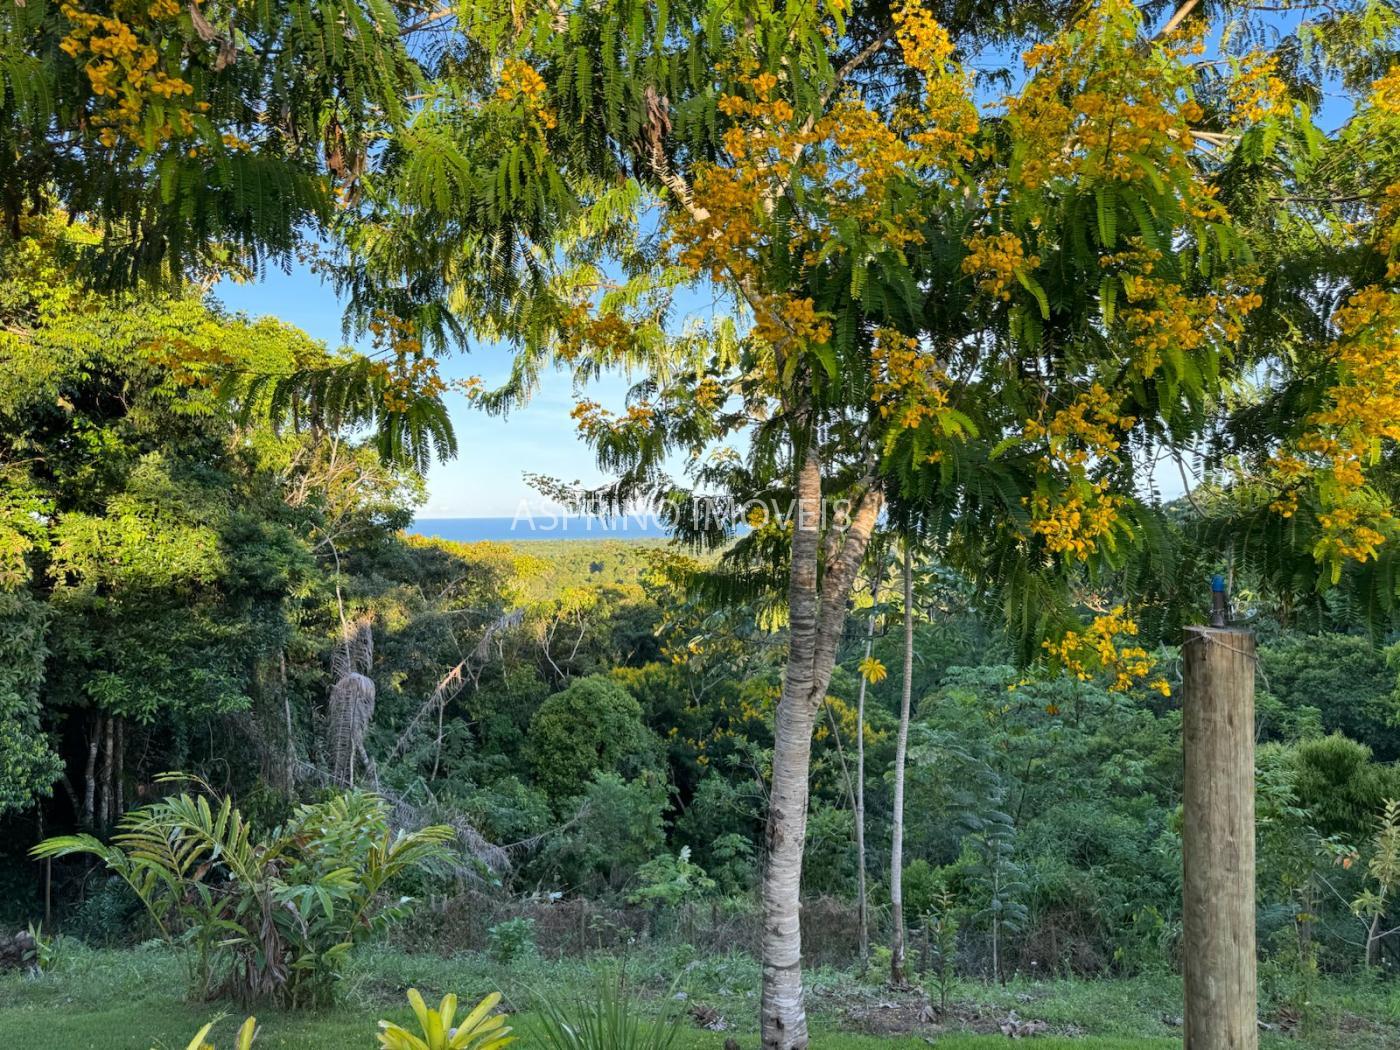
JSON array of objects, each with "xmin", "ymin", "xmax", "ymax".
[{"xmin": 215, "ymin": 265, "xmax": 631, "ymax": 517}]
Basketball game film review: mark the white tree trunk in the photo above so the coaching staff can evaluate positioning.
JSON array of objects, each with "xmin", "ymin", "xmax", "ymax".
[
  {"xmin": 854, "ymin": 564, "xmax": 881, "ymax": 970},
  {"xmin": 889, "ymin": 541, "xmax": 914, "ymax": 985},
  {"xmin": 760, "ymin": 453, "xmax": 882, "ymax": 1050}
]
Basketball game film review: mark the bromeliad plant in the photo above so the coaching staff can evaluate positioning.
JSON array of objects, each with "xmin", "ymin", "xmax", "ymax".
[
  {"xmin": 33, "ymin": 775, "xmax": 453, "ymax": 1006},
  {"xmin": 173, "ymin": 1017, "xmax": 258, "ymax": 1050},
  {"xmin": 378, "ymin": 990, "xmax": 515, "ymax": 1050}
]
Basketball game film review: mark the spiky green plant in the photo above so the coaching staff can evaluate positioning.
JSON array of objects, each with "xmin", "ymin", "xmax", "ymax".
[
  {"xmin": 530, "ymin": 976, "xmax": 684, "ymax": 1050},
  {"xmin": 377, "ymin": 990, "xmax": 514, "ymax": 1050}
]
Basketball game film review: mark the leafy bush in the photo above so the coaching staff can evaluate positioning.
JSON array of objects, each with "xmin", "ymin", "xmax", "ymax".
[
  {"xmin": 68, "ymin": 876, "xmax": 145, "ymax": 947},
  {"xmin": 33, "ymin": 777, "xmax": 453, "ymax": 1006},
  {"xmin": 487, "ymin": 917, "xmax": 537, "ymax": 965},
  {"xmin": 628, "ymin": 848, "xmax": 715, "ymax": 907},
  {"xmin": 527, "ymin": 675, "xmax": 658, "ymax": 801},
  {"xmin": 539, "ymin": 773, "xmax": 668, "ymax": 895},
  {"xmin": 378, "ymin": 989, "xmax": 514, "ymax": 1050}
]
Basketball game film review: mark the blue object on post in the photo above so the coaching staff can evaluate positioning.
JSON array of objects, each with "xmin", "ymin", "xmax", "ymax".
[{"xmin": 1210, "ymin": 574, "xmax": 1228, "ymax": 628}]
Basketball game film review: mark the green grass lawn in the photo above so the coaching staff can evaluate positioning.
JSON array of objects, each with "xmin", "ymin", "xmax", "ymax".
[{"xmin": 1, "ymin": 945, "xmax": 1395, "ymax": 1050}]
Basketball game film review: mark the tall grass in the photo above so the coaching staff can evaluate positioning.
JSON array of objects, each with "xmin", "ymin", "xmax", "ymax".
[{"xmin": 529, "ymin": 973, "xmax": 685, "ymax": 1050}]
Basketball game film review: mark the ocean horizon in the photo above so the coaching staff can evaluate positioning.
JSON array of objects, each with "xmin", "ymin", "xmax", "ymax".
[{"xmin": 410, "ymin": 515, "xmax": 674, "ymax": 543}]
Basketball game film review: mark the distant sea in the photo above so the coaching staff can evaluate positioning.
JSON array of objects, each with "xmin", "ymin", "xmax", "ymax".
[{"xmin": 411, "ymin": 516, "xmax": 673, "ymax": 543}]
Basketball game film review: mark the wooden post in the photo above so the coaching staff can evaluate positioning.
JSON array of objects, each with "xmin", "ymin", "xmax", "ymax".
[{"xmin": 1182, "ymin": 624, "xmax": 1257, "ymax": 1050}]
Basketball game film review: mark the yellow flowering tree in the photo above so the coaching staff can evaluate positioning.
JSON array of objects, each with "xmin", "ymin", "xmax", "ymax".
[
  {"xmin": 332, "ymin": 0, "xmax": 1312, "ymax": 1042},
  {"xmin": 3, "ymin": 0, "xmax": 419, "ymax": 285},
  {"xmin": 1203, "ymin": 12, "xmax": 1400, "ymax": 609}
]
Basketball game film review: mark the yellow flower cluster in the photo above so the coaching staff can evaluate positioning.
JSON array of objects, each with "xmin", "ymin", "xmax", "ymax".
[
  {"xmin": 1374, "ymin": 67, "xmax": 1400, "ymax": 115},
  {"xmin": 1006, "ymin": 0, "xmax": 1209, "ymax": 193},
  {"xmin": 60, "ymin": 0, "xmax": 200, "ymax": 149},
  {"xmin": 496, "ymin": 59, "xmax": 556, "ymax": 129},
  {"xmin": 1270, "ymin": 286, "xmax": 1400, "ymax": 572},
  {"xmin": 1379, "ymin": 182, "xmax": 1400, "ymax": 273},
  {"xmin": 1024, "ymin": 384, "xmax": 1134, "ymax": 468},
  {"xmin": 367, "ymin": 312, "xmax": 446, "ymax": 413},
  {"xmin": 1104, "ymin": 244, "xmax": 1260, "ymax": 374},
  {"xmin": 889, "ymin": 2, "xmax": 978, "ymax": 164},
  {"xmin": 1226, "ymin": 50, "xmax": 1291, "ymax": 124},
  {"xmin": 1028, "ymin": 479, "xmax": 1125, "ymax": 561},
  {"xmin": 893, "ymin": 1, "xmax": 954, "ymax": 75},
  {"xmin": 806, "ymin": 100, "xmax": 951, "ymax": 253},
  {"xmin": 754, "ymin": 296, "xmax": 831, "ymax": 349},
  {"xmin": 962, "ymin": 231, "xmax": 1040, "ymax": 301},
  {"xmin": 869, "ymin": 328, "xmax": 969, "ymax": 459},
  {"xmin": 693, "ymin": 377, "xmax": 725, "ymax": 412},
  {"xmin": 568, "ymin": 397, "xmax": 657, "ymax": 440},
  {"xmin": 555, "ymin": 305, "xmax": 638, "ymax": 365},
  {"xmin": 667, "ymin": 26, "xmax": 979, "ymax": 371},
  {"xmin": 669, "ymin": 74, "xmax": 848, "ymax": 359},
  {"xmin": 818, "ymin": 694, "xmax": 882, "ymax": 747},
  {"xmin": 1043, "ymin": 607, "xmax": 1169, "ymax": 694}
]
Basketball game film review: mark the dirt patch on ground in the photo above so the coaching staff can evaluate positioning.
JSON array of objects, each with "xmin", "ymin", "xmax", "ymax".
[{"xmin": 810, "ymin": 984, "xmax": 1070, "ymax": 1039}]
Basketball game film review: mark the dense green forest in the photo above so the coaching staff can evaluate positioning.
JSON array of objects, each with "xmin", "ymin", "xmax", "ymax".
[{"xmin": 2, "ymin": 231, "xmax": 1400, "ymax": 1046}]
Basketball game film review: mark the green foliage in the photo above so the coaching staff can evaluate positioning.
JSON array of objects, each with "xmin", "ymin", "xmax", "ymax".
[
  {"xmin": 486, "ymin": 918, "xmax": 537, "ymax": 966},
  {"xmin": 1351, "ymin": 798, "xmax": 1400, "ymax": 967},
  {"xmin": 377, "ymin": 990, "xmax": 514, "ymax": 1050},
  {"xmin": 1278, "ymin": 734, "xmax": 1400, "ymax": 842},
  {"xmin": 627, "ymin": 847, "xmax": 715, "ymax": 908},
  {"xmin": 2, "ymin": 0, "xmax": 418, "ymax": 287},
  {"xmin": 32, "ymin": 781, "xmax": 453, "ymax": 1006},
  {"xmin": 927, "ymin": 887, "xmax": 960, "ymax": 1013},
  {"xmin": 541, "ymin": 773, "xmax": 668, "ymax": 897},
  {"xmin": 527, "ymin": 675, "xmax": 659, "ymax": 801},
  {"xmin": 0, "ymin": 592, "xmax": 61, "ymax": 815},
  {"xmin": 1257, "ymin": 635, "xmax": 1400, "ymax": 760},
  {"xmin": 530, "ymin": 975, "xmax": 683, "ymax": 1050}
]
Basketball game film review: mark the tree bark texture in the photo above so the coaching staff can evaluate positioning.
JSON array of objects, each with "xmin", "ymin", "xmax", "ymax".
[
  {"xmin": 760, "ymin": 454, "xmax": 882, "ymax": 1050},
  {"xmin": 889, "ymin": 541, "xmax": 914, "ymax": 986},
  {"xmin": 1182, "ymin": 625, "xmax": 1257, "ymax": 1050},
  {"xmin": 854, "ymin": 565, "xmax": 881, "ymax": 970}
]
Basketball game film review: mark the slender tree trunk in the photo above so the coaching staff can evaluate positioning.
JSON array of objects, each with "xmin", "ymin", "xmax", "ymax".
[
  {"xmin": 281, "ymin": 649, "xmax": 295, "ymax": 793},
  {"xmin": 855, "ymin": 564, "xmax": 882, "ymax": 972},
  {"xmin": 760, "ymin": 453, "xmax": 882, "ymax": 1050},
  {"xmin": 1366, "ymin": 913, "xmax": 1383, "ymax": 968},
  {"xmin": 96, "ymin": 713, "xmax": 112, "ymax": 835},
  {"xmin": 992, "ymin": 914, "xmax": 1000, "ymax": 984},
  {"xmin": 114, "ymin": 717, "xmax": 124, "ymax": 818},
  {"xmin": 889, "ymin": 542, "xmax": 914, "ymax": 986},
  {"xmin": 81, "ymin": 716, "xmax": 99, "ymax": 830}
]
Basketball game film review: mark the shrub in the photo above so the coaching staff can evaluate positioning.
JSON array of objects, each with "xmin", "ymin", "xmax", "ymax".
[
  {"xmin": 526, "ymin": 675, "xmax": 658, "ymax": 800},
  {"xmin": 68, "ymin": 875, "xmax": 144, "ymax": 946},
  {"xmin": 539, "ymin": 773, "xmax": 668, "ymax": 895},
  {"xmin": 487, "ymin": 916, "xmax": 537, "ymax": 965},
  {"xmin": 34, "ymin": 777, "xmax": 453, "ymax": 1006},
  {"xmin": 628, "ymin": 847, "xmax": 715, "ymax": 908},
  {"xmin": 530, "ymin": 975, "xmax": 683, "ymax": 1050}
]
